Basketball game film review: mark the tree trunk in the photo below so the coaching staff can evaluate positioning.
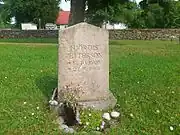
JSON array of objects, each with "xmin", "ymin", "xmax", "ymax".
[{"xmin": 68, "ymin": 0, "xmax": 85, "ymax": 26}]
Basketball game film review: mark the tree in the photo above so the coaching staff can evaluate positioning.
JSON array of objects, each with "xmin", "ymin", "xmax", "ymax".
[
  {"xmin": 163, "ymin": 1, "xmax": 180, "ymax": 28},
  {"xmin": 68, "ymin": 0, "xmax": 86, "ymax": 26},
  {"xmin": 139, "ymin": 0, "xmax": 180, "ymax": 28},
  {"xmin": 1, "ymin": 0, "xmax": 60, "ymax": 28},
  {"xmin": 0, "ymin": 1, "xmax": 12, "ymax": 28},
  {"xmin": 69, "ymin": 0, "xmax": 180, "ymax": 28},
  {"xmin": 66, "ymin": 0, "xmax": 129, "ymax": 26},
  {"xmin": 118, "ymin": 2, "xmax": 146, "ymax": 28}
]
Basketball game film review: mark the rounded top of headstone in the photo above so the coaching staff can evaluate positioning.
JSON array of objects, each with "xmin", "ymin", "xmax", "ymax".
[{"xmin": 61, "ymin": 22, "xmax": 108, "ymax": 33}]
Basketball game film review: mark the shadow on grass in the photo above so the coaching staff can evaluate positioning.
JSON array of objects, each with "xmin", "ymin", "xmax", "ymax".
[
  {"xmin": 36, "ymin": 75, "xmax": 58, "ymax": 99},
  {"xmin": 109, "ymin": 40, "xmax": 126, "ymax": 46}
]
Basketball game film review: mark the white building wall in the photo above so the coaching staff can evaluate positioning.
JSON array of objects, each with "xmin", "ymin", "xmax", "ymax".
[
  {"xmin": 102, "ymin": 22, "xmax": 127, "ymax": 30},
  {"xmin": 21, "ymin": 23, "xmax": 37, "ymax": 30}
]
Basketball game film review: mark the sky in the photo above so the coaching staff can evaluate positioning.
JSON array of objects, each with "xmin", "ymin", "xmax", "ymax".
[{"xmin": 60, "ymin": 0, "xmax": 142, "ymax": 11}]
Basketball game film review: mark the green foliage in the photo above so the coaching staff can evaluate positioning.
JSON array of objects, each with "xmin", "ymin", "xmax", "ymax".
[
  {"xmin": 140, "ymin": 3, "xmax": 165, "ymax": 28},
  {"xmin": 76, "ymin": 0, "xmax": 180, "ymax": 28},
  {"xmin": 115, "ymin": 2, "xmax": 146, "ymax": 28},
  {"xmin": 0, "ymin": 1, "xmax": 12, "ymax": 27},
  {"xmin": 164, "ymin": 1, "xmax": 180, "ymax": 28},
  {"xmin": 86, "ymin": 0, "xmax": 129, "ymax": 26},
  {"xmin": 1, "ymin": 0, "xmax": 180, "ymax": 28},
  {"xmin": 85, "ymin": 0, "xmax": 180, "ymax": 28},
  {"xmin": 65, "ymin": 0, "xmax": 130, "ymax": 26},
  {"xmin": 0, "ymin": 13, "xmax": 6, "ymax": 27},
  {"xmin": 137, "ymin": 0, "xmax": 180, "ymax": 28},
  {"xmin": 1, "ymin": 0, "xmax": 60, "ymax": 28}
]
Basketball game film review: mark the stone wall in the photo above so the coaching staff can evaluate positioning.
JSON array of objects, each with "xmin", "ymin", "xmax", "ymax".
[
  {"xmin": 0, "ymin": 30, "xmax": 58, "ymax": 38},
  {"xmin": 109, "ymin": 29, "xmax": 180, "ymax": 40},
  {"xmin": 0, "ymin": 29, "xmax": 180, "ymax": 40}
]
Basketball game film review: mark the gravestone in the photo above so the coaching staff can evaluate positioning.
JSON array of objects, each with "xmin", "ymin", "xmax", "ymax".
[{"xmin": 58, "ymin": 23, "xmax": 116, "ymax": 110}]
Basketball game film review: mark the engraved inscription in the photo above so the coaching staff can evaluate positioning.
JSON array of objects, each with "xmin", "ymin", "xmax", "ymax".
[
  {"xmin": 66, "ymin": 52, "xmax": 102, "ymax": 59},
  {"xmin": 65, "ymin": 44, "xmax": 103, "ymax": 72},
  {"xmin": 70, "ymin": 44, "xmax": 100, "ymax": 51},
  {"xmin": 81, "ymin": 60, "xmax": 101, "ymax": 65},
  {"xmin": 66, "ymin": 65, "xmax": 101, "ymax": 72}
]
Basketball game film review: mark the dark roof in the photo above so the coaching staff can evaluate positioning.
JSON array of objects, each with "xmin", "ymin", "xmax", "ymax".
[{"xmin": 56, "ymin": 11, "xmax": 70, "ymax": 25}]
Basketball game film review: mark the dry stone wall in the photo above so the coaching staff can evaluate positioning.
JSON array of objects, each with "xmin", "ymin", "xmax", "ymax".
[
  {"xmin": 0, "ymin": 29, "xmax": 179, "ymax": 40},
  {"xmin": 109, "ymin": 29, "xmax": 180, "ymax": 40},
  {"xmin": 0, "ymin": 30, "xmax": 58, "ymax": 38}
]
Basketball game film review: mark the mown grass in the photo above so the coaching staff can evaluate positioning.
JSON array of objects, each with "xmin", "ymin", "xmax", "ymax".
[
  {"xmin": 0, "ymin": 38, "xmax": 58, "ymax": 43},
  {"xmin": 0, "ymin": 40, "xmax": 179, "ymax": 135}
]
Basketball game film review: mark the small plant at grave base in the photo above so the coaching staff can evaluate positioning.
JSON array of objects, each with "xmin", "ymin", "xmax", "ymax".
[
  {"xmin": 59, "ymin": 85, "xmax": 83, "ymax": 105},
  {"xmin": 77, "ymin": 108, "xmax": 103, "ymax": 132}
]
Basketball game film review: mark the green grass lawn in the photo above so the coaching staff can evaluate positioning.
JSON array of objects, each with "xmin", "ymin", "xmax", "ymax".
[
  {"xmin": 0, "ymin": 40, "xmax": 179, "ymax": 135},
  {"xmin": 0, "ymin": 38, "xmax": 58, "ymax": 44}
]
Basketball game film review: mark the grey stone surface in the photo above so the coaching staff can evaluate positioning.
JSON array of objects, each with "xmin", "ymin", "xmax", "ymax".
[
  {"xmin": 110, "ymin": 111, "xmax": 120, "ymax": 118},
  {"xmin": 58, "ymin": 22, "xmax": 116, "ymax": 110},
  {"xmin": 78, "ymin": 91, "xmax": 116, "ymax": 110},
  {"xmin": 49, "ymin": 103, "xmax": 65, "ymax": 116},
  {"xmin": 49, "ymin": 100, "xmax": 58, "ymax": 106},
  {"xmin": 76, "ymin": 109, "xmax": 81, "ymax": 123},
  {"xmin": 57, "ymin": 116, "xmax": 64, "ymax": 125},
  {"xmin": 64, "ymin": 127, "xmax": 75, "ymax": 134},
  {"xmin": 102, "ymin": 113, "xmax": 111, "ymax": 121},
  {"xmin": 60, "ymin": 124, "xmax": 68, "ymax": 129}
]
